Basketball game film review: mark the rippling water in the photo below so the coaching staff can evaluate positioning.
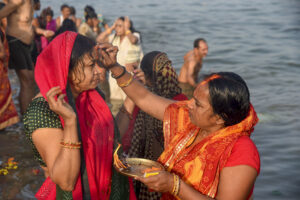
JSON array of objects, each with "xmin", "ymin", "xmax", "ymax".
[{"xmin": 2, "ymin": 0, "xmax": 300, "ymax": 199}]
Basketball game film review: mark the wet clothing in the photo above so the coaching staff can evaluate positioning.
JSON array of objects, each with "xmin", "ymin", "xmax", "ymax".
[{"xmin": 7, "ymin": 35, "xmax": 33, "ymax": 70}]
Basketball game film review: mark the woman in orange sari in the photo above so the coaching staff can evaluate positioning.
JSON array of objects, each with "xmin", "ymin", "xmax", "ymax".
[
  {"xmin": 0, "ymin": 3, "xmax": 19, "ymax": 130},
  {"xmin": 98, "ymin": 43, "xmax": 260, "ymax": 200}
]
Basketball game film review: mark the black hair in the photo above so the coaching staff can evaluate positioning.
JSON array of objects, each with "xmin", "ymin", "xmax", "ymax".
[
  {"xmin": 33, "ymin": 0, "xmax": 40, "ymax": 4},
  {"xmin": 193, "ymin": 38, "xmax": 206, "ymax": 48},
  {"xmin": 118, "ymin": 16, "xmax": 139, "ymax": 33},
  {"xmin": 38, "ymin": 7, "xmax": 54, "ymax": 29},
  {"xmin": 60, "ymin": 4, "xmax": 69, "ymax": 11},
  {"xmin": 55, "ymin": 19, "xmax": 77, "ymax": 37},
  {"xmin": 84, "ymin": 5, "xmax": 96, "ymax": 17},
  {"xmin": 206, "ymin": 72, "xmax": 250, "ymax": 126},
  {"xmin": 140, "ymin": 51, "xmax": 161, "ymax": 82},
  {"xmin": 85, "ymin": 12, "xmax": 97, "ymax": 21},
  {"xmin": 69, "ymin": 6, "xmax": 76, "ymax": 15},
  {"xmin": 69, "ymin": 34, "xmax": 96, "ymax": 84}
]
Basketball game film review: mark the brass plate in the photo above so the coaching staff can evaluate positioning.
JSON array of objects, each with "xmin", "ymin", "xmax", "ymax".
[{"xmin": 115, "ymin": 158, "xmax": 164, "ymax": 178}]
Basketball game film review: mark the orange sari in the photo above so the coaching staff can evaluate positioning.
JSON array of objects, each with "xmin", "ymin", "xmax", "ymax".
[
  {"xmin": 0, "ymin": 27, "xmax": 19, "ymax": 129},
  {"xmin": 158, "ymin": 101, "xmax": 258, "ymax": 199}
]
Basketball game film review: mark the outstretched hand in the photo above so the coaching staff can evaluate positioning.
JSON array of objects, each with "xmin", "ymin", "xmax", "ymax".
[{"xmin": 96, "ymin": 43, "xmax": 119, "ymax": 69}]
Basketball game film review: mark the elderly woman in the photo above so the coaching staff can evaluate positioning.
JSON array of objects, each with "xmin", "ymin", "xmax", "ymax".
[
  {"xmin": 98, "ymin": 43, "xmax": 260, "ymax": 200},
  {"xmin": 23, "ymin": 32, "xmax": 135, "ymax": 199}
]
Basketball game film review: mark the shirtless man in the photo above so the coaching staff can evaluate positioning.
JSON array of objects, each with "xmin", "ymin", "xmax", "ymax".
[
  {"xmin": 178, "ymin": 38, "xmax": 208, "ymax": 99},
  {"xmin": 0, "ymin": 0, "xmax": 53, "ymax": 114}
]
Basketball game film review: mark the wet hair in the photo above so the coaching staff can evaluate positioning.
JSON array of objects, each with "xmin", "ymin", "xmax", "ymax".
[
  {"xmin": 205, "ymin": 72, "xmax": 250, "ymax": 126},
  {"xmin": 60, "ymin": 4, "xmax": 69, "ymax": 11},
  {"xmin": 55, "ymin": 19, "xmax": 77, "ymax": 37},
  {"xmin": 193, "ymin": 38, "xmax": 206, "ymax": 48},
  {"xmin": 69, "ymin": 34, "xmax": 96, "ymax": 84},
  {"xmin": 69, "ymin": 6, "xmax": 76, "ymax": 15}
]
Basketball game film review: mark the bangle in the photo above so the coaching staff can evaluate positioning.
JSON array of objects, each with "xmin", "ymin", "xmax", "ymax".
[
  {"xmin": 120, "ymin": 106, "xmax": 133, "ymax": 120},
  {"xmin": 171, "ymin": 174, "xmax": 180, "ymax": 196},
  {"xmin": 60, "ymin": 141, "xmax": 81, "ymax": 149},
  {"xmin": 118, "ymin": 75, "xmax": 133, "ymax": 88},
  {"xmin": 111, "ymin": 66, "xmax": 126, "ymax": 79},
  {"xmin": 125, "ymin": 30, "xmax": 131, "ymax": 35}
]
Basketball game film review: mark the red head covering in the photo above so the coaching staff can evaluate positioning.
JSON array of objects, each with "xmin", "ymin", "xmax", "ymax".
[{"xmin": 35, "ymin": 31, "xmax": 114, "ymax": 199}]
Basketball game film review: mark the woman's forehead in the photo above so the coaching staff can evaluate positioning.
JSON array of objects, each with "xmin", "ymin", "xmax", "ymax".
[{"xmin": 194, "ymin": 84, "xmax": 209, "ymax": 101}]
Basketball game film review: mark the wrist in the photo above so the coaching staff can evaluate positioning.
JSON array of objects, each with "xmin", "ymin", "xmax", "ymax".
[
  {"xmin": 64, "ymin": 115, "xmax": 77, "ymax": 126},
  {"xmin": 125, "ymin": 30, "xmax": 131, "ymax": 35}
]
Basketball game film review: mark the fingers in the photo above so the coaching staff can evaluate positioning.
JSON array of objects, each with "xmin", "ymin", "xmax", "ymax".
[{"xmin": 46, "ymin": 86, "xmax": 61, "ymax": 101}]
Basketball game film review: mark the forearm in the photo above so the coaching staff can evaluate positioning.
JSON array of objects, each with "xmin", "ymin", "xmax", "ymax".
[
  {"xmin": 34, "ymin": 27, "xmax": 46, "ymax": 35},
  {"xmin": 97, "ymin": 27, "xmax": 112, "ymax": 42},
  {"xmin": 187, "ymin": 76, "xmax": 196, "ymax": 87},
  {"xmin": 126, "ymin": 31, "xmax": 138, "ymax": 44},
  {"xmin": 51, "ymin": 119, "xmax": 81, "ymax": 191},
  {"xmin": 0, "ymin": 3, "xmax": 19, "ymax": 19},
  {"xmin": 115, "ymin": 98, "xmax": 136, "ymax": 138},
  {"xmin": 178, "ymin": 179, "xmax": 214, "ymax": 200},
  {"xmin": 110, "ymin": 65, "xmax": 173, "ymax": 121}
]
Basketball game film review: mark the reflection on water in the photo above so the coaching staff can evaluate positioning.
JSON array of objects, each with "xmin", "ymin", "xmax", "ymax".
[{"xmin": 1, "ymin": 0, "xmax": 300, "ymax": 199}]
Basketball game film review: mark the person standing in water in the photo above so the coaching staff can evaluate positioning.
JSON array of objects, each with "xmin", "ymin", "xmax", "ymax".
[{"xmin": 178, "ymin": 38, "xmax": 208, "ymax": 99}]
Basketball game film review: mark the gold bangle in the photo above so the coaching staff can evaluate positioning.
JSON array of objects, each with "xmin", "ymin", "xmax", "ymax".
[
  {"xmin": 125, "ymin": 30, "xmax": 131, "ymax": 35},
  {"xmin": 118, "ymin": 75, "xmax": 133, "ymax": 88},
  {"xmin": 171, "ymin": 173, "xmax": 176, "ymax": 195},
  {"xmin": 171, "ymin": 174, "xmax": 180, "ymax": 196},
  {"xmin": 60, "ymin": 141, "xmax": 81, "ymax": 149},
  {"xmin": 174, "ymin": 175, "xmax": 180, "ymax": 196}
]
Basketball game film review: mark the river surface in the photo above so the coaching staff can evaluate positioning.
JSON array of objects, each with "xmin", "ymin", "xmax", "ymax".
[{"xmin": 1, "ymin": 0, "xmax": 299, "ymax": 199}]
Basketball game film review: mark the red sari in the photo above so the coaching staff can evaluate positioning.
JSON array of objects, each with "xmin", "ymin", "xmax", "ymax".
[
  {"xmin": 0, "ymin": 27, "xmax": 19, "ymax": 129},
  {"xmin": 34, "ymin": 31, "xmax": 115, "ymax": 199},
  {"xmin": 158, "ymin": 101, "xmax": 259, "ymax": 199}
]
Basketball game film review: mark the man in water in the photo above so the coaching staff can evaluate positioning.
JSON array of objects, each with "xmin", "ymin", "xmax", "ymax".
[
  {"xmin": 178, "ymin": 38, "xmax": 208, "ymax": 99},
  {"xmin": 0, "ymin": 0, "xmax": 53, "ymax": 114}
]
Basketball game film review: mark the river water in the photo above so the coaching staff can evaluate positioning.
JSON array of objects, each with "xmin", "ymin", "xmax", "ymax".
[{"xmin": 1, "ymin": 0, "xmax": 299, "ymax": 199}]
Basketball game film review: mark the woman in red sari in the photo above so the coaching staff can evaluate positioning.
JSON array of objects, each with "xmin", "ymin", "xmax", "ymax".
[
  {"xmin": 0, "ymin": 2, "xmax": 19, "ymax": 130},
  {"xmin": 23, "ymin": 32, "xmax": 135, "ymax": 200},
  {"xmin": 98, "ymin": 43, "xmax": 260, "ymax": 200}
]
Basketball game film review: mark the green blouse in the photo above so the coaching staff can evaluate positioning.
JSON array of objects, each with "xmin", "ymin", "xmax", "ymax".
[
  {"xmin": 23, "ymin": 97, "xmax": 130, "ymax": 200},
  {"xmin": 23, "ymin": 97, "xmax": 62, "ymax": 166}
]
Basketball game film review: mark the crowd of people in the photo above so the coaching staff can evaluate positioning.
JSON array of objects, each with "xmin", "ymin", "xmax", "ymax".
[{"xmin": 0, "ymin": 1, "xmax": 260, "ymax": 200}]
